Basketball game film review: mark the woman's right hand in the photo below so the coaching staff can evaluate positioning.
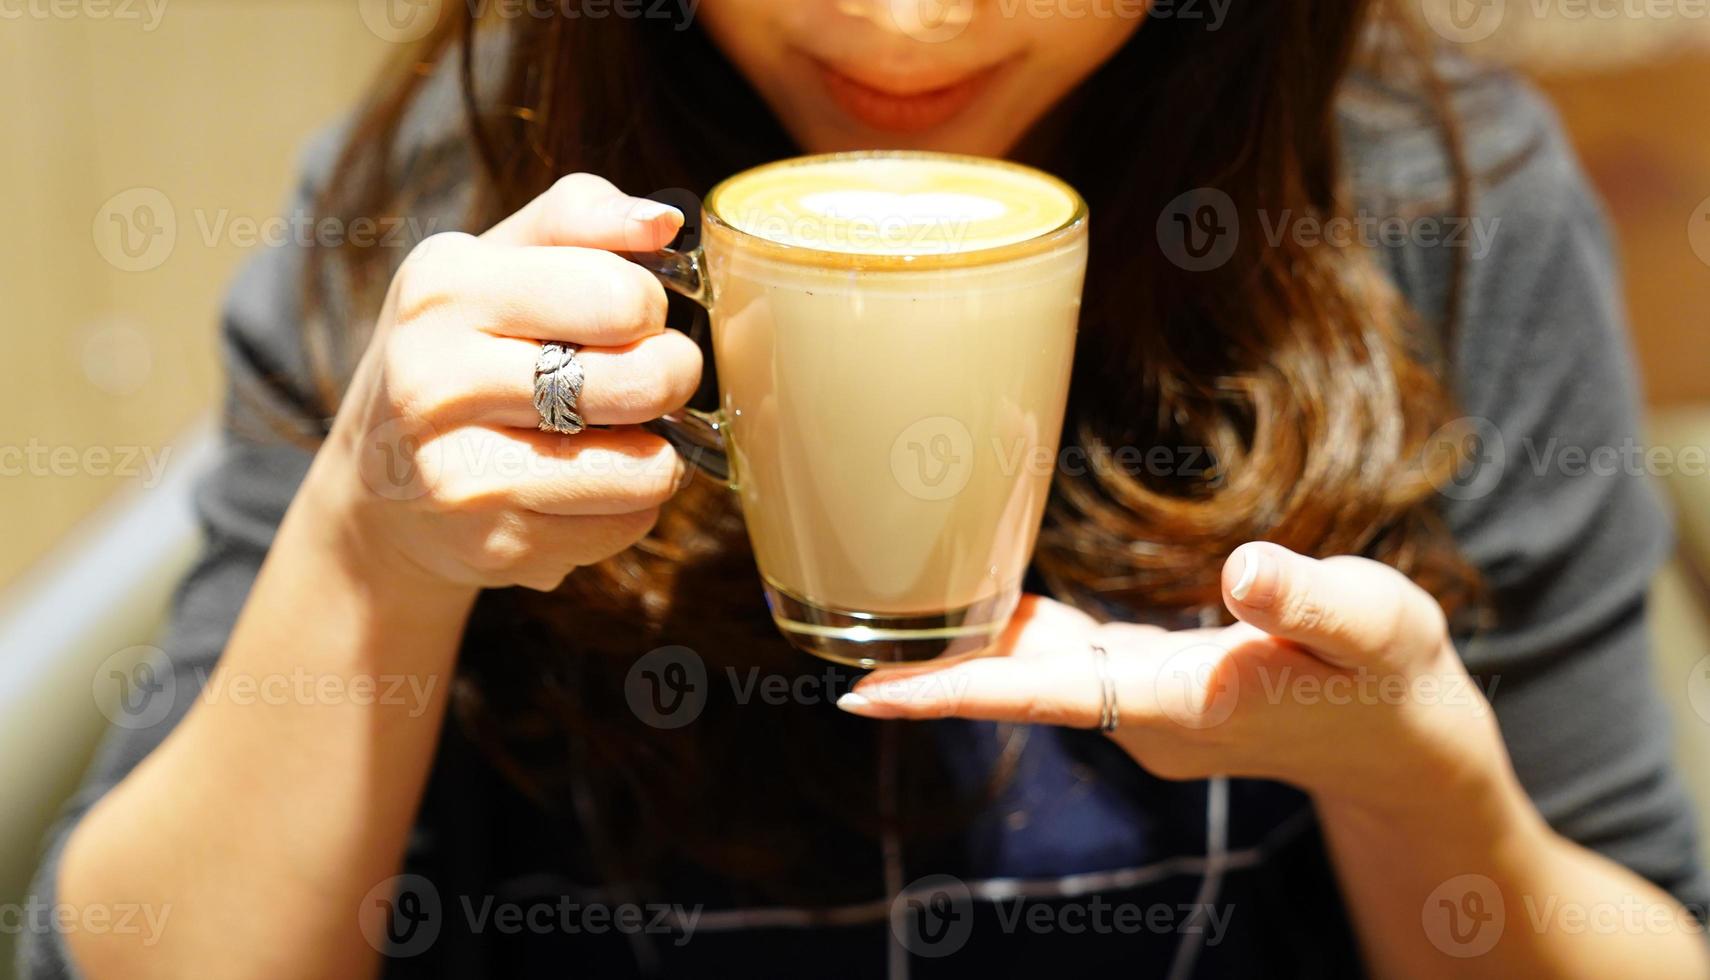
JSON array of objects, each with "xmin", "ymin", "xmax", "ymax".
[{"xmin": 308, "ymin": 173, "xmax": 702, "ymax": 593}]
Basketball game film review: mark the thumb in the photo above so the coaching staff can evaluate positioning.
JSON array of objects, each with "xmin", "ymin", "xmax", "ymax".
[{"xmin": 1220, "ymin": 542, "xmax": 1449, "ymax": 671}]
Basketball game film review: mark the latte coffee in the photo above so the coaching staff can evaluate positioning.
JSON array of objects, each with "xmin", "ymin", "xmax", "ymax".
[{"xmin": 646, "ymin": 152, "xmax": 1087, "ymax": 667}]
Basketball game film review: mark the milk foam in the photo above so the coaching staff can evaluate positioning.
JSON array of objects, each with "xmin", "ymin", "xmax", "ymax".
[{"xmin": 711, "ymin": 154, "xmax": 1079, "ymax": 257}]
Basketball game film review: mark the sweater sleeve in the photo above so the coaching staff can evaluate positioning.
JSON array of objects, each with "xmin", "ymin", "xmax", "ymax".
[{"xmin": 1430, "ymin": 83, "xmax": 1710, "ymax": 916}]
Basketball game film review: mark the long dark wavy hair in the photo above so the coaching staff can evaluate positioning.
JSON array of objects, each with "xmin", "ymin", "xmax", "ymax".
[{"xmin": 302, "ymin": 2, "xmax": 1483, "ymax": 902}]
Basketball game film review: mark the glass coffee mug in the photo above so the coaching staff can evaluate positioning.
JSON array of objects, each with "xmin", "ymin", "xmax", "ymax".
[{"xmin": 631, "ymin": 151, "xmax": 1088, "ymax": 669}]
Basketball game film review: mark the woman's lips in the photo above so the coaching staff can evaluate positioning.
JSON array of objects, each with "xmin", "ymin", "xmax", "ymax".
[{"xmin": 814, "ymin": 59, "xmax": 1005, "ymax": 134}]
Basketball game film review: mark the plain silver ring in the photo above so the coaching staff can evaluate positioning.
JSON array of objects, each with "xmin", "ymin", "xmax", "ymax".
[{"xmin": 1091, "ymin": 642, "xmax": 1119, "ymax": 733}]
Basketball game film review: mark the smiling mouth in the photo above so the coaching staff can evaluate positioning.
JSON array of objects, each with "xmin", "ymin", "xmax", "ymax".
[{"xmin": 813, "ymin": 58, "xmax": 1009, "ymax": 134}]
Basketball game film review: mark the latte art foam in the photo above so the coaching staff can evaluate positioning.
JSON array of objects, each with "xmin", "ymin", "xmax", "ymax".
[{"xmin": 710, "ymin": 154, "xmax": 1079, "ymax": 257}]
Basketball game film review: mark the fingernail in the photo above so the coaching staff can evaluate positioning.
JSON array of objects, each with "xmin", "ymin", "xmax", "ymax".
[
  {"xmin": 629, "ymin": 199, "xmax": 684, "ymax": 224},
  {"xmin": 836, "ymin": 691, "xmax": 897, "ymax": 718},
  {"xmin": 1230, "ymin": 547, "xmax": 1266, "ymax": 604}
]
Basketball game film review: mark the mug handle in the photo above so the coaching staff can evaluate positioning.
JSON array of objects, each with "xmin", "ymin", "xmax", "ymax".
[{"xmin": 621, "ymin": 246, "xmax": 733, "ymax": 486}]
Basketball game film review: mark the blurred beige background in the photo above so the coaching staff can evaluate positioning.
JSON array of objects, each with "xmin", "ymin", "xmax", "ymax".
[{"xmin": 0, "ymin": 0, "xmax": 391, "ymax": 588}]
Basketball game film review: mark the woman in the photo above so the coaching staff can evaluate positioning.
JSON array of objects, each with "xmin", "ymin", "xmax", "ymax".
[{"xmin": 26, "ymin": 1, "xmax": 1710, "ymax": 976}]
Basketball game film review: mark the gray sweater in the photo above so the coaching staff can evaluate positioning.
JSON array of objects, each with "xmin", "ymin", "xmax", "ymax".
[{"xmin": 20, "ymin": 54, "xmax": 1710, "ymax": 978}]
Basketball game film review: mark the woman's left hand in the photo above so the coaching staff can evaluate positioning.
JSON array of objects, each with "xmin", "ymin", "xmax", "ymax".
[{"xmin": 837, "ymin": 542, "xmax": 1512, "ymax": 819}]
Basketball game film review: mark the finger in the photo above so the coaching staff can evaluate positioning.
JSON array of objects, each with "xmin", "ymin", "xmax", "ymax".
[
  {"xmin": 483, "ymin": 172, "xmax": 684, "ymax": 251},
  {"xmin": 449, "ymin": 331, "xmax": 701, "ymax": 428},
  {"xmin": 840, "ymin": 653, "xmax": 1104, "ymax": 727},
  {"xmin": 432, "ymin": 425, "xmax": 687, "ymax": 517},
  {"xmin": 401, "ymin": 243, "xmax": 669, "ymax": 348},
  {"xmin": 1220, "ymin": 542, "xmax": 1448, "ymax": 670},
  {"xmin": 837, "ymin": 624, "xmax": 1261, "ymax": 734}
]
